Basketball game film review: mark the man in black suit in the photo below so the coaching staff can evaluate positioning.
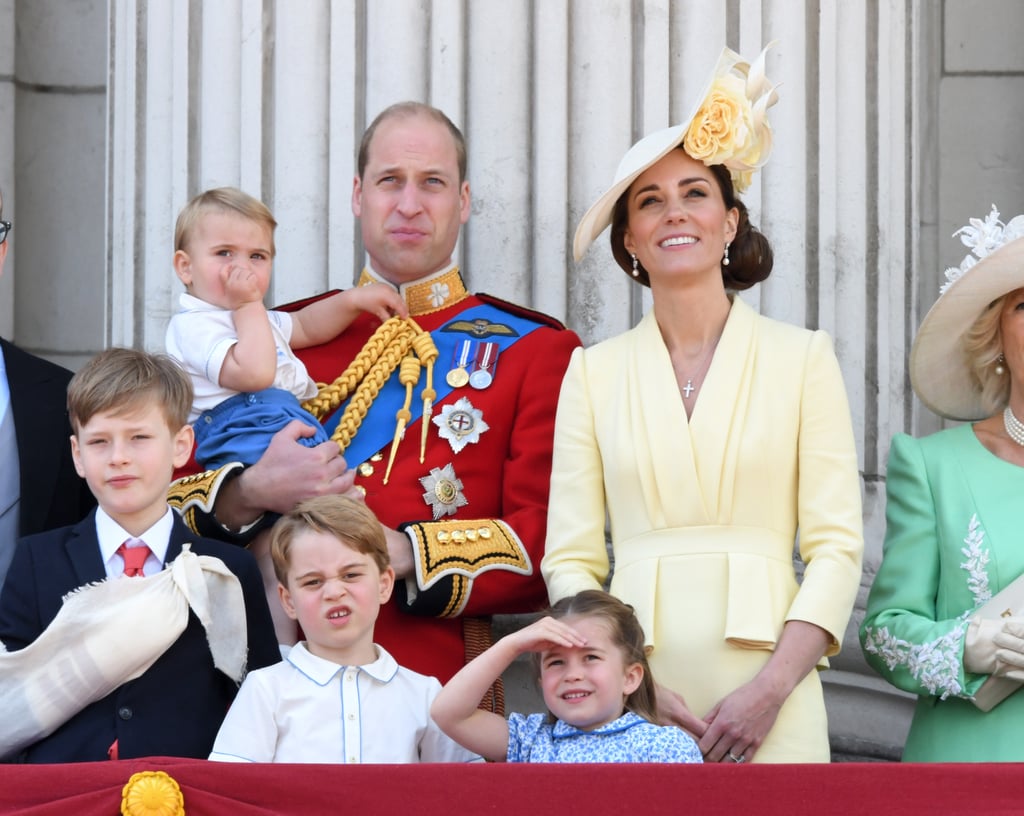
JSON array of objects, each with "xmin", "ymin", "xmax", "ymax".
[{"xmin": 0, "ymin": 188, "xmax": 95, "ymax": 586}]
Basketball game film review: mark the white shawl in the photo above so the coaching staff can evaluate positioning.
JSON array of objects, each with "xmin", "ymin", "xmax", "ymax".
[{"xmin": 0, "ymin": 545, "xmax": 247, "ymax": 758}]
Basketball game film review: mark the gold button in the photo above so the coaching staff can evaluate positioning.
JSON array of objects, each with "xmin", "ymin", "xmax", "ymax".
[
  {"xmin": 465, "ymin": 529, "xmax": 478, "ymax": 541},
  {"xmin": 451, "ymin": 530, "xmax": 466, "ymax": 543},
  {"xmin": 479, "ymin": 527, "xmax": 492, "ymax": 539},
  {"xmin": 437, "ymin": 530, "xmax": 450, "ymax": 543},
  {"xmin": 357, "ymin": 462, "xmax": 374, "ymax": 477},
  {"xmin": 370, "ymin": 452, "xmax": 384, "ymax": 462}
]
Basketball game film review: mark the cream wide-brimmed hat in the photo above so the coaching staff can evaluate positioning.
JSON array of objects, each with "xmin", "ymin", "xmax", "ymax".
[
  {"xmin": 573, "ymin": 43, "xmax": 780, "ymax": 262},
  {"xmin": 910, "ymin": 206, "xmax": 1024, "ymax": 420}
]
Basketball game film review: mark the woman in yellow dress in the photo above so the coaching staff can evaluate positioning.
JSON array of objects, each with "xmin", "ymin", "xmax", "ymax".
[{"xmin": 541, "ymin": 46, "xmax": 863, "ymax": 763}]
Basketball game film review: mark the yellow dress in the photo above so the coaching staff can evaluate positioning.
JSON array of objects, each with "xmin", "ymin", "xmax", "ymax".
[{"xmin": 541, "ymin": 298, "xmax": 863, "ymax": 762}]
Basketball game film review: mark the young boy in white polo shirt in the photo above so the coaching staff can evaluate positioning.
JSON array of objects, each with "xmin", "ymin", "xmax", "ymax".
[{"xmin": 209, "ymin": 494, "xmax": 480, "ymax": 763}]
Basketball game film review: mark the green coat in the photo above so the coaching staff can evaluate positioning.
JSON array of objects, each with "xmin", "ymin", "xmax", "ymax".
[{"xmin": 861, "ymin": 426, "xmax": 1024, "ymax": 761}]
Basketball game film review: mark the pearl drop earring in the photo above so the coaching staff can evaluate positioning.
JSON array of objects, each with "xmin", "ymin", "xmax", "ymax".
[
  {"xmin": 630, "ymin": 254, "xmax": 640, "ymax": 278},
  {"xmin": 996, "ymin": 353, "xmax": 1006, "ymax": 376},
  {"xmin": 722, "ymin": 242, "xmax": 731, "ymax": 267}
]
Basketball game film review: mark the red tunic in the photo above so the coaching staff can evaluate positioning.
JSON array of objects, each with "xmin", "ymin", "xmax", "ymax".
[{"xmin": 174, "ymin": 270, "xmax": 580, "ymax": 684}]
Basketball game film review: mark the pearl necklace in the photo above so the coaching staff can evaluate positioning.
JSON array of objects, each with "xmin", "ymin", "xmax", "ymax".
[{"xmin": 1003, "ymin": 406, "xmax": 1024, "ymax": 446}]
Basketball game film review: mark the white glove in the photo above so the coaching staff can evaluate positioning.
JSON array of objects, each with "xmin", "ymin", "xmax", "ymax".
[{"xmin": 963, "ymin": 615, "xmax": 1002, "ymax": 674}]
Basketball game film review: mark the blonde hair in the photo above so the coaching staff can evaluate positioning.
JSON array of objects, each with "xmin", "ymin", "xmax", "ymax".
[
  {"xmin": 174, "ymin": 187, "xmax": 277, "ymax": 256},
  {"xmin": 963, "ymin": 294, "xmax": 1011, "ymax": 415},
  {"xmin": 541, "ymin": 590, "xmax": 659, "ymax": 723},
  {"xmin": 67, "ymin": 348, "xmax": 193, "ymax": 433},
  {"xmin": 270, "ymin": 495, "xmax": 389, "ymax": 585}
]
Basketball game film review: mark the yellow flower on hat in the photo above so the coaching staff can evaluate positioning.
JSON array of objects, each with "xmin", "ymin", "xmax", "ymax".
[
  {"xmin": 684, "ymin": 74, "xmax": 753, "ymax": 165},
  {"xmin": 683, "ymin": 43, "xmax": 779, "ymax": 192},
  {"xmin": 121, "ymin": 771, "xmax": 185, "ymax": 816}
]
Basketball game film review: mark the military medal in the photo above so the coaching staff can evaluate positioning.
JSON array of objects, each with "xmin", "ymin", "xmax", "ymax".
[
  {"xmin": 469, "ymin": 342, "xmax": 499, "ymax": 389},
  {"xmin": 433, "ymin": 396, "xmax": 489, "ymax": 454},
  {"xmin": 420, "ymin": 463, "xmax": 468, "ymax": 520},
  {"xmin": 446, "ymin": 340, "xmax": 473, "ymax": 388}
]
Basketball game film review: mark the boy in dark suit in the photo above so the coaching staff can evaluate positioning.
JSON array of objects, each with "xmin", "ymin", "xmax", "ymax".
[{"xmin": 0, "ymin": 348, "xmax": 279, "ymax": 762}]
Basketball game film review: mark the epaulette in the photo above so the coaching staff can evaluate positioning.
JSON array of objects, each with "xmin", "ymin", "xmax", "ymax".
[{"xmin": 476, "ymin": 292, "xmax": 568, "ymax": 330}]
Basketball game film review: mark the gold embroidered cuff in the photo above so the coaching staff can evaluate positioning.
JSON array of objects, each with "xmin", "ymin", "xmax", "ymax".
[
  {"xmin": 166, "ymin": 463, "xmax": 247, "ymax": 534},
  {"xmin": 404, "ymin": 519, "xmax": 533, "ymax": 616}
]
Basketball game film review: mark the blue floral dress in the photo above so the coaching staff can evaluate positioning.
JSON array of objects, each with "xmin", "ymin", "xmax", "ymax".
[{"xmin": 506, "ymin": 711, "xmax": 702, "ymax": 763}]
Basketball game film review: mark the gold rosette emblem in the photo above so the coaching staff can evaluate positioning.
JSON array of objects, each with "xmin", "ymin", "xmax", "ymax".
[{"xmin": 121, "ymin": 771, "xmax": 185, "ymax": 816}]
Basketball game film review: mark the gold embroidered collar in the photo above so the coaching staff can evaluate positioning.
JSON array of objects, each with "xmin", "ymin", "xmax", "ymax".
[{"xmin": 357, "ymin": 265, "xmax": 469, "ymax": 316}]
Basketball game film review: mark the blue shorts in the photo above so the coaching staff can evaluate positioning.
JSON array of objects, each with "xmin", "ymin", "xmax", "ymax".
[{"xmin": 194, "ymin": 387, "xmax": 330, "ymax": 468}]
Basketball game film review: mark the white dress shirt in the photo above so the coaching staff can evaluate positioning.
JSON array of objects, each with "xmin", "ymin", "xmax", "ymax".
[
  {"xmin": 209, "ymin": 642, "xmax": 481, "ymax": 764},
  {"xmin": 95, "ymin": 505, "xmax": 172, "ymax": 578}
]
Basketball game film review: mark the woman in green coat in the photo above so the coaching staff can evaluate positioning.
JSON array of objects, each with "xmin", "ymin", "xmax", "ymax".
[{"xmin": 861, "ymin": 206, "xmax": 1024, "ymax": 761}]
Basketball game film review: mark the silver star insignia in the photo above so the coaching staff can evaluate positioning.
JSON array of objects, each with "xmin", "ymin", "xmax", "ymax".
[{"xmin": 419, "ymin": 463, "xmax": 468, "ymax": 520}]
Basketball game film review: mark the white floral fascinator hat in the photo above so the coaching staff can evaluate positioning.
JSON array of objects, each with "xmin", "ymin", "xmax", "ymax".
[
  {"xmin": 573, "ymin": 43, "xmax": 780, "ymax": 261},
  {"xmin": 910, "ymin": 205, "xmax": 1024, "ymax": 420}
]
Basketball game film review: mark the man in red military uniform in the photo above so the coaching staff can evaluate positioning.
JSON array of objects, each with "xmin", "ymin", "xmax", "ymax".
[{"xmin": 171, "ymin": 102, "xmax": 580, "ymax": 697}]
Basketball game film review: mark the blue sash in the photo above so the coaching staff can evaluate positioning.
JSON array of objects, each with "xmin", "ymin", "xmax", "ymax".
[{"xmin": 322, "ymin": 304, "xmax": 545, "ymax": 465}]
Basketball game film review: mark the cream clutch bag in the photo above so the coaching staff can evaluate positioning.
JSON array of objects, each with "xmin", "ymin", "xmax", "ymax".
[{"xmin": 971, "ymin": 577, "xmax": 1024, "ymax": 712}]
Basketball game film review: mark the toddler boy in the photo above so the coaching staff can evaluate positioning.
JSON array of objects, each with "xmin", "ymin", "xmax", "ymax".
[
  {"xmin": 0, "ymin": 348, "xmax": 279, "ymax": 762},
  {"xmin": 165, "ymin": 187, "xmax": 406, "ymax": 469},
  {"xmin": 209, "ymin": 495, "xmax": 480, "ymax": 763}
]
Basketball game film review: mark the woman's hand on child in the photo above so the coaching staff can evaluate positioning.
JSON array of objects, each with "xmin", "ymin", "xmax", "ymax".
[{"xmin": 654, "ymin": 683, "xmax": 707, "ymax": 739}]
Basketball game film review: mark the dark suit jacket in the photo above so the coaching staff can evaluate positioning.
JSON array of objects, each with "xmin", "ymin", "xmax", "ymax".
[
  {"xmin": 0, "ymin": 509, "xmax": 280, "ymax": 763},
  {"xmin": 2, "ymin": 339, "xmax": 95, "ymax": 536}
]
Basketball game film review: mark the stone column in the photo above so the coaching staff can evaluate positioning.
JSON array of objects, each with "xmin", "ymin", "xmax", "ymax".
[{"xmin": 4, "ymin": 0, "xmax": 105, "ymax": 370}]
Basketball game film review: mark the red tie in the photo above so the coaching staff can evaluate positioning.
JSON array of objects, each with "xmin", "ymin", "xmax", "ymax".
[
  {"xmin": 109, "ymin": 539, "xmax": 150, "ymax": 760},
  {"xmin": 117, "ymin": 540, "xmax": 150, "ymax": 577}
]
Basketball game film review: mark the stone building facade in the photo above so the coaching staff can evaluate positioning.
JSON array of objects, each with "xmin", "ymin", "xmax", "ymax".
[{"xmin": 2, "ymin": 0, "xmax": 1023, "ymax": 760}]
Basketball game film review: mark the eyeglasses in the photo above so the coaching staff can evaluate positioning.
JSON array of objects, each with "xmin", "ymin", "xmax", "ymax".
[{"xmin": 0, "ymin": 221, "xmax": 9, "ymax": 245}]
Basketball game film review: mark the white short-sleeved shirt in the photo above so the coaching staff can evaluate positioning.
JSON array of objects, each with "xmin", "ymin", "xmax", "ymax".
[
  {"xmin": 165, "ymin": 293, "xmax": 319, "ymax": 422},
  {"xmin": 208, "ymin": 642, "xmax": 481, "ymax": 764}
]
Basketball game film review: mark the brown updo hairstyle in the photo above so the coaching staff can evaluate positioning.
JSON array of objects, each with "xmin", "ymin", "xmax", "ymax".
[{"xmin": 609, "ymin": 151, "xmax": 773, "ymax": 290}]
